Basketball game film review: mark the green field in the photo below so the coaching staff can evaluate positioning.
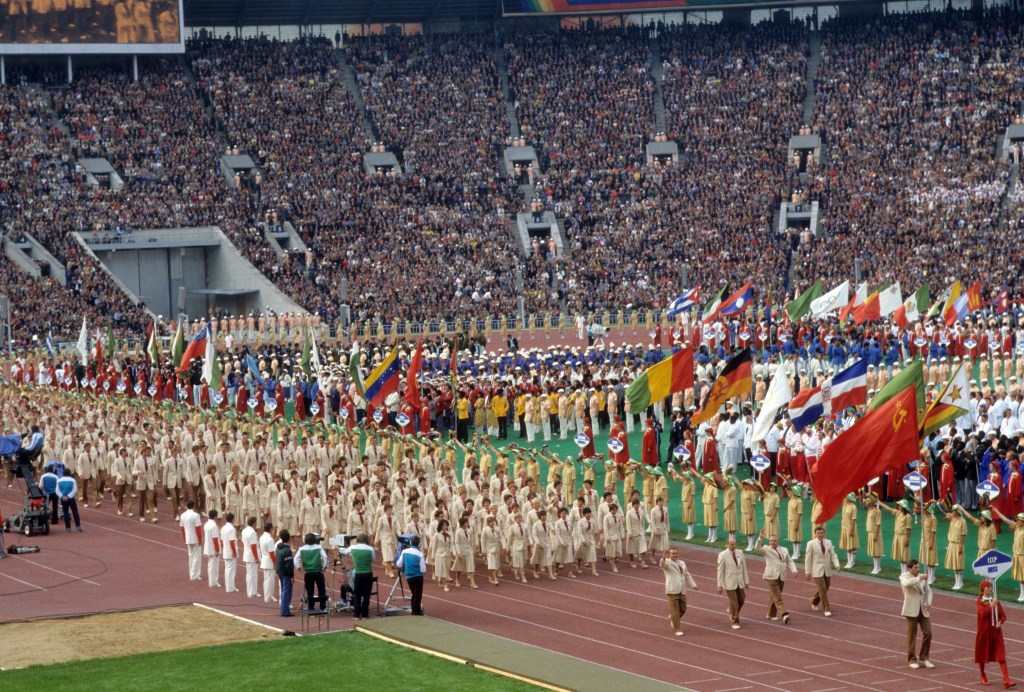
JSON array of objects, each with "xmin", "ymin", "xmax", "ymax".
[{"xmin": 0, "ymin": 632, "xmax": 536, "ymax": 691}]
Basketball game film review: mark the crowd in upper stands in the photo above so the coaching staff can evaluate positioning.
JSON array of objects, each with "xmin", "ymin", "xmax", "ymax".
[
  {"xmin": 0, "ymin": 9, "xmax": 1021, "ymax": 344},
  {"xmin": 792, "ymin": 10, "xmax": 1024, "ymax": 298}
]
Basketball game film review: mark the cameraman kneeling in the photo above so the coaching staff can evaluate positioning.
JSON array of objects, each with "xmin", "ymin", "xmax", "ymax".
[
  {"xmin": 340, "ymin": 533, "xmax": 376, "ymax": 621},
  {"xmin": 293, "ymin": 533, "xmax": 328, "ymax": 611}
]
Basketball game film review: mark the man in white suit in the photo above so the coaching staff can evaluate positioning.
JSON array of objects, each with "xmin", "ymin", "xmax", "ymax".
[
  {"xmin": 660, "ymin": 547, "xmax": 698, "ymax": 636},
  {"xmin": 755, "ymin": 530, "xmax": 797, "ymax": 623},
  {"xmin": 900, "ymin": 559, "xmax": 934, "ymax": 669},
  {"xmin": 717, "ymin": 536, "xmax": 750, "ymax": 629},
  {"xmin": 804, "ymin": 524, "xmax": 841, "ymax": 616}
]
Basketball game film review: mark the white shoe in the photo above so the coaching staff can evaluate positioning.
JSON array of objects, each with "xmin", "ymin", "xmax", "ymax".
[
  {"xmin": 921, "ymin": 660, "xmax": 934, "ymax": 669},
  {"xmin": 674, "ymin": 631, "xmax": 684, "ymax": 636},
  {"xmin": 731, "ymin": 624, "xmax": 741, "ymax": 630},
  {"xmin": 811, "ymin": 603, "xmax": 819, "ymax": 611},
  {"xmin": 824, "ymin": 611, "xmax": 832, "ymax": 617},
  {"xmin": 909, "ymin": 662, "xmax": 920, "ymax": 670}
]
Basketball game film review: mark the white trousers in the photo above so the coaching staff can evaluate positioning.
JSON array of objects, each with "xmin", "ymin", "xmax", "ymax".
[
  {"xmin": 187, "ymin": 544, "xmax": 202, "ymax": 580},
  {"xmin": 207, "ymin": 555, "xmax": 221, "ymax": 587},
  {"xmin": 224, "ymin": 557, "xmax": 238, "ymax": 592}
]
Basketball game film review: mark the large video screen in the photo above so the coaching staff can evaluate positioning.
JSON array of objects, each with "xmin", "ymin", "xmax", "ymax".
[
  {"xmin": 0, "ymin": 0, "xmax": 183, "ymax": 54},
  {"xmin": 511, "ymin": 0, "xmax": 850, "ymax": 12}
]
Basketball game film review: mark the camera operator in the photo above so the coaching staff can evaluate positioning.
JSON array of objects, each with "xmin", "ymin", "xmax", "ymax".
[
  {"xmin": 397, "ymin": 535, "xmax": 426, "ymax": 616},
  {"xmin": 340, "ymin": 532, "xmax": 376, "ymax": 621},
  {"xmin": 39, "ymin": 462, "xmax": 61, "ymax": 525},
  {"xmin": 20, "ymin": 425, "xmax": 44, "ymax": 464},
  {"xmin": 275, "ymin": 529, "xmax": 295, "ymax": 617},
  {"xmin": 294, "ymin": 532, "xmax": 328, "ymax": 611},
  {"xmin": 56, "ymin": 472, "xmax": 82, "ymax": 533}
]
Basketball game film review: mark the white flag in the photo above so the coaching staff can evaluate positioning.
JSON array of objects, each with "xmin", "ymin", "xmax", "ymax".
[
  {"xmin": 810, "ymin": 281, "xmax": 849, "ymax": 318},
  {"xmin": 76, "ymin": 317, "xmax": 88, "ymax": 361},
  {"xmin": 879, "ymin": 282, "xmax": 903, "ymax": 317},
  {"xmin": 310, "ymin": 328, "xmax": 323, "ymax": 377},
  {"xmin": 202, "ymin": 327, "xmax": 216, "ymax": 386},
  {"xmin": 752, "ymin": 364, "xmax": 793, "ymax": 442},
  {"xmin": 852, "ymin": 281, "xmax": 869, "ymax": 307}
]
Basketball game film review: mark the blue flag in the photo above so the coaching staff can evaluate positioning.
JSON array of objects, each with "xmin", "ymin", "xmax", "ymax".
[{"xmin": 246, "ymin": 353, "xmax": 263, "ymax": 386}]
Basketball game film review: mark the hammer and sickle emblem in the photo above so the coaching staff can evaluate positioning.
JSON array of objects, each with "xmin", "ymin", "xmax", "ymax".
[{"xmin": 892, "ymin": 403, "xmax": 908, "ymax": 432}]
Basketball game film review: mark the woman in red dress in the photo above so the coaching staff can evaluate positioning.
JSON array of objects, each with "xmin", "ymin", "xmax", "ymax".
[{"xmin": 975, "ymin": 579, "xmax": 1014, "ymax": 688}]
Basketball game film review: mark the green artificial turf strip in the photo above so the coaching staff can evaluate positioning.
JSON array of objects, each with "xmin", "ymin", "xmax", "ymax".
[{"xmin": 0, "ymin": 631, "xmax": 536, "ymax": 691}]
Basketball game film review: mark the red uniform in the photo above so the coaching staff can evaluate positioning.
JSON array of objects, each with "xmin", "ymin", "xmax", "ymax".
[
  {"xmin": 641, "ymin": 426, "xmax": 658, "ymax": 466},
  {"xmin": 975, "ymin": 595, "xmax": 1007, "ymax": 664},
  {"xmin": 939, "ymin": 455, "xmax": 955, "ymax": 503}
]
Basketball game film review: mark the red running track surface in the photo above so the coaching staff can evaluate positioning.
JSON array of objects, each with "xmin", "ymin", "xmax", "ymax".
[{"xmin": 0, "ymin": 486, "xmax": 1012, "ymax": 690}]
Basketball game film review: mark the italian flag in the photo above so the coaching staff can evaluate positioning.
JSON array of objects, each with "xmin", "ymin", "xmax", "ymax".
[
  {"xmin": 892, "ymin": 285, "xmax": 930, "ymax": 329},
  {"xmin": 625, "ymin": 344, "xmax": 695, "ymax": 412}
]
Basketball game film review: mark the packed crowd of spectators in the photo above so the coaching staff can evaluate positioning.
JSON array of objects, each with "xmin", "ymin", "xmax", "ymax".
[
  {"xmin": 2, "ymin": 12, "xmax": 1024, "ymax": 344},
  {"xmin": 793, "ymin": 10, "xmax": 1024, "ymax": 296},
  {"xmin": 505, "ymin": 27, "xmax": 655, "ymax": 174}
]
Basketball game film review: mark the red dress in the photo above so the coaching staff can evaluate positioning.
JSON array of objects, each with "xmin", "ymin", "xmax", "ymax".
[
  {"xmin": 975, "ymin": 597, "xmax": 1007, "ymax": 664},
  {"xmin": 294, "ymin": 390, "xmax": 306, "ymax": 421},
  {"xmin": 701, "ymin": 432, "xmax": 718, "ymax": 474},
  {"xmin": 1005, "ymin": 471, "xmax": 1023, "ymax": 520},
  {"xmin": 939, "ymin": 457, "xmax": 955, "ymax": 503}
]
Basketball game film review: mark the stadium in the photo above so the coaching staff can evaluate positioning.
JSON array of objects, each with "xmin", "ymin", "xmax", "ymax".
[{"xmin": 2, "ymin": 0, "xmax": 1024, "ymax": 689}]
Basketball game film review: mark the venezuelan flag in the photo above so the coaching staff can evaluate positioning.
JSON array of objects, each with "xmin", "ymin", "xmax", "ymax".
[{"xmin": 363, "ymin": 346, "xmax": 401, "ymax": 408}]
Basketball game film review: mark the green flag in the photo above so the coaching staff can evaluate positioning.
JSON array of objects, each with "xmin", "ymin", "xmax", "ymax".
[
  {"xmin": 349, "ymin": 341, "xmax": 365, "ymax": 398},
  {"xmin": 171, "ymin": 321, "xmax": 185, "ymax": 368},
  {"xmin": 867, "ymin": 360, "xmax": 926, "ymax": 421},
  {"xmin": 301, "ymin": 328, "xmax": 311, "ymax": 381},
  {"xmin": 785, "ymin": 280, "xmax": 822, "ymax": 321},
  {"xmin": 106, "ymin": 325, "xmax": 116, "ymax": 360}
]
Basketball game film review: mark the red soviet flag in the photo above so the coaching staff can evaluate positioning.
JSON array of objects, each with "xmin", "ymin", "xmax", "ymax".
[{"xmin": 810, "ymin": 384, "xmax": 919, "ymax": 524}]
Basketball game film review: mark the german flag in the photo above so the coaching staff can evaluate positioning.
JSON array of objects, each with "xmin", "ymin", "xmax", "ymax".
[{"xmin": 691, "ymin": 348, "xmax": 753, "ymax": 426}]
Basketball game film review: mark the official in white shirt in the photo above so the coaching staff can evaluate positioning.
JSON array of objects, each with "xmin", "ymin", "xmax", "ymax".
[{"xmin": 179, "ymin": 500, "xmax": 204, "ymax": 581}]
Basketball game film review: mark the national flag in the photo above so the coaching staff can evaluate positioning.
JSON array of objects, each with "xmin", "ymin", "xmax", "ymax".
[
  {"xmin": 993, "ymin": 286, "xmax": 1009, "ymax": 315},
  {"xmin": 785, "ymin": 279, "xmax": 822, "ymax": 321},
  {"xmin": 44, "ymin": 330, "xmax": 54, "ymax": 361},
  {"xmin": 719, "ymin": 282, "xmax": 753, "ymax": 317},
  {"xmin": 309, "ymin": 329, "xmax": 322, "ymax": 379},
  {"xmin": 765, "ymin": 289, "xmax": 773, "ymax": 327},
  {"xmin": 93, "ymin": 328, "xmax": 104, "ymax": 371},
  {"xmin": 810, "ymin": 385, "xmax": 920, "ymax": 524},
  {"xmin": 853, "ymin": 283, "xmax": 900, "ymax": 324},
  {"xmin": 868, "ymin": 360, "xmax": 926, "ymax": 420},
  {"xmin": 787, "ymin": 385, "xmax": 824, "ymax": 432},
  {"xmin": 701, "ymin": 285, "xmax": 727, "ymax": 324},
  {"xmin": 810, "ymin": 281, "xmax": 849, "ymax": 319},
  {"xmin": 364, "ymin": 345, "xmax": 401, "ymax": 408},
  {"xmin": 941, "ymin": 280, "xmax": 963, "ymax": 325},
  {"xmin": 146, "ymin": 320, "xmax": 161, "ymax": 364},
  {"xmin": 403, "ymin": 338, "xmax": 424, "ymax": 409},
  {"xmin": 106, "ymin": 325, "xmax": 116, "ymax": 360},
  {"xmin": 944, "ymin": 293, "xmax": 969, "ymax": 327},
  {"xmin": 301, "ymin": 328, "xmax": 312, "ymax": 381},
  {"xmin": 176, "ymin": 322, "xmax": 211, "ymax": 373},
  {"xmin": 76, "ymin": 317, "xmax": 88, "ymax": 362},
  {"xmin": 691, "ymin": 348, "xmax": 752, "ymax": 426},
  {"xmin": 349, "ymin": 342, "xmax": 365, "ymax": 398},
  {"xmin": 667, "ymin": 286, "xmax": 700, "ymax": 317},
  {"xmin": 787, "ymin": 360, "xmax": 868, "ymax": 432},
  {"xmin": 920, "ymin": 363, "xmax": 969, "ymax": 437},
  {"xmin": 838, "ymin": 282, "xmax": 868, "ymax": 322},
  {"xmin": 246, "ymin": 352, "xmax": 264, "ymax": 386},
  {"xmin": 752, "ymin": 364, "xmax": 792, "ymax": 442},
  {"xmin": 171, "ymin": 321, "xmax": 185, "ymax": 368},
  {"xmin": 449, "ymin": 334, "xmax": 460, "ymax": 397},
  {"xmin": 926, "ymin": 282, "xmax": 954, "ymax": 320},
  {"xmin": 966, "ymin": 281, "xmax": 983, "ymax": 313},
  {"xmin": 625, "ymin": 344, "xmax": 695, "ymax": 413},
  {"xmin": 202, "ymin": 327, "xmax": 221, "ymax": 389},
  {"xmin": 892, "ymin": 285, "xmax": 930, "ymax": 329}
]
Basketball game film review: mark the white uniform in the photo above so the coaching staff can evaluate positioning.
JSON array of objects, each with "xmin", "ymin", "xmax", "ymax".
[
  {"xmin": 179, "ymin": 508, "xmax": 203, "ymax": 581},
  {"xmin": 258, "ymin": 531, "xmax": 278, "ymax": 603},
  {"xmin": 202, "ymin": 518, "xmax": 221, "ymax": 588},
  {"xmin": 241, "ymin": 524, "xmax": 260, "ymax": 597}
]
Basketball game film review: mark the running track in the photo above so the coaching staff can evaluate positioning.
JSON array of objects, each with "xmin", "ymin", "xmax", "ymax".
[{"xmin": 0, "ymin": 487, "xmax": 1015, "ymax": 690}]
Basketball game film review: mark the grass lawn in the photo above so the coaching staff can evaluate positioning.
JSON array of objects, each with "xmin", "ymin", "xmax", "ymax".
[{"xmin": 0, "ymin": 631, "xmax": 537, "ymax": 691}]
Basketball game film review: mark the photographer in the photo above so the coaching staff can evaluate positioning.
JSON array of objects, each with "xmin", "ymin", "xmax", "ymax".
[
  {"xmin": 275, "ymin": 529, "xmax": 295, "ymax": 617},
  {"xmin": 397, "ymin": 535, "xmax": 426, "ymax": 616},
  {"xmin": 293, "ymin": 532, "xmax": 328, "ymax": 611},
  {"xmin": 340, "ymin": 533, "xmax": 376, "ymax": 621}
]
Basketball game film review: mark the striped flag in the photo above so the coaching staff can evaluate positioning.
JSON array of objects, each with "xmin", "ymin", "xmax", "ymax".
[{"xmin": 625, "ymin": 344, "xmax": 694, "ymax": 413}]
